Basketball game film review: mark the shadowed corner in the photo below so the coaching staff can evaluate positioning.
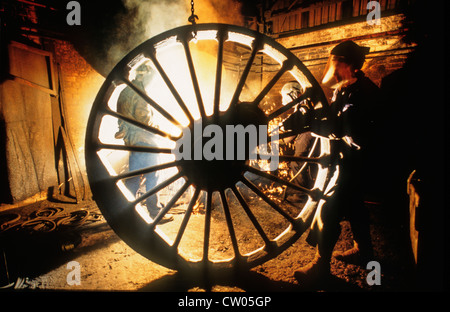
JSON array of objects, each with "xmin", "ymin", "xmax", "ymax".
[{"xmin": 137, "ymin": 266, "xmax": 364, "ymax": 292}]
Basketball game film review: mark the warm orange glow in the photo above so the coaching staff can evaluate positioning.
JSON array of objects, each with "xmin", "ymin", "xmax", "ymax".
[
  {"xmin": 91, "ymin": 26, "xmax": 336, "ymax": 265},
  {"xmin": 96, "ymin": 28, "xmax": 334, "ymax": 214}
]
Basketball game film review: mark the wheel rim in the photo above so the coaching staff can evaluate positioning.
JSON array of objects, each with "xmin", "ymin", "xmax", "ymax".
[{"xmin": 85, "ymin": 23, "xmax": 338, "ymax": 272}]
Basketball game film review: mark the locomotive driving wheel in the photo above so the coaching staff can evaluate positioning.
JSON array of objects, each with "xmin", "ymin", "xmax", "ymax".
[{"xmin": 85, "ymin": 24, "xmax": 338, "ymax": 273}]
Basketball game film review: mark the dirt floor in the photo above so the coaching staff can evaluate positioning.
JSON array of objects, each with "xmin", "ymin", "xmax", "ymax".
[{"xmin": 0, "ymin": 190, "xmax": 417, "ymax": 292}]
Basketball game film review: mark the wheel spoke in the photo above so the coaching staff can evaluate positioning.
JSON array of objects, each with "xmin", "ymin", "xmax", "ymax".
[
  {"xmin": 97, "ymin": 143, "xmax": 173, "ymax": 154},
  {"xmin": 203, "ymin": 191, "xmax": 212, "ymax": 262},
  {"xmin": 241, "ymin": 176, "xmax": 296, "ymax": 224},
  {"xmin": 251, "ymin": 60, "xmax": 292, "ymax": 107},
  {"xmin": 172, "ymin": 187, "xmax": 201, "ymax": 249},
  {"xmin": 131, "ymin": 171, "xmax": 184, "ymax": 206},
  {"xmin": 114, "ymin": 160, "xmax": 181, "ymax": 181},
  {"xmin": 213, "ymin": 29, "xmax": 225, "ymax": 116},
  {"xmin": 219, "ymin": 190, "xmax": 240, "ymax": 259},
  {"xmin": 182, "ymin": 38, "xmax": 206, "ymax": 119},
  {"xmin": 229, "ymin": 36, "xmax": 263, "ymax": 107},
  {"xmin": 245, "ymin": 165, "xmax": 319, "ymax": 198},
  {"xmin": 119, "ymin": 77, "xmax": 181, "ymax": 127},
  {"xmin": 231, "ymin": 185, "xmax": 272, "ymax": 247},
  {"xmin": 146, "ymin": 49, "xmax": 195, "ymax": 124},
  {"xmin": 256, "ymin": 154, "xmax": 331, "ymax": 165},
  {"xmin": 104, "ymin": 108, "xmax": 181, "ymax": 141},
  {"xmin": 149, "ymin": 180, "xmax": 190, "ymax": 230}
]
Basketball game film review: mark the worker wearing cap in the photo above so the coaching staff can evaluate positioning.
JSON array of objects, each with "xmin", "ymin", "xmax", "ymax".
[
  {"xmin": 115, "ymin": 64, "xmax": 173, "ymax": 223},
  {"xmin": 287, "ymin": 40, "xmax": 381, "ymax": 283},
  {"xmin": 280, "ymin": 82, "xmax": 315, "ymax": 191}
]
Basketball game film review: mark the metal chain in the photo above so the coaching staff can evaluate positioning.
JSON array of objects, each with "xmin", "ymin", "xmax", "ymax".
[{"xmin": 188, "ymin": 0, "xmax": 198, "ymax": 25}]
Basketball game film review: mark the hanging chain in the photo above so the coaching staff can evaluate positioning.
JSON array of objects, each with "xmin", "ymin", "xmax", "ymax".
[{"xmin": 188, "ymin": 0, "xmax": 199, "ymax": 25}]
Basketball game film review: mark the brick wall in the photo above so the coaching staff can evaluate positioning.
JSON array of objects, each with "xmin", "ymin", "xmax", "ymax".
[{"xmin": 274, "ymin": 14, "xmax": 415, "ymax": 99}]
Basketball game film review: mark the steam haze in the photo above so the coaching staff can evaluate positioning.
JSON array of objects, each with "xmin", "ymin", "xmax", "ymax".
[{"xmin": 102, "ymin": 0, "xmax": 245, "ymax": 75}]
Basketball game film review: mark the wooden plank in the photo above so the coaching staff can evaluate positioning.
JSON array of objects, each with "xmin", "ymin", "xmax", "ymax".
[{"xmin": 8, "ymin": 41, "xmax": 56, "ymax": 95}]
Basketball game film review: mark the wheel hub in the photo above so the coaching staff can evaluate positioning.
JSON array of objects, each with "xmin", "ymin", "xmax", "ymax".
[{"xmin": 178, "ymin": 102, "xmax": 267, "ymax": 191}]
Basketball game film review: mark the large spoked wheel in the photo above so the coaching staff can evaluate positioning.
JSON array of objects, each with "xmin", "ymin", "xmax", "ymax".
[{"xmin": 85, "ymin": 24, "xmax": 338, "ymax": 273}]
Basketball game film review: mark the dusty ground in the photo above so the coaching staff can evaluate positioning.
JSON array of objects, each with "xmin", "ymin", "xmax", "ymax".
[{"xmin": 0, "ymin": 191, "xmax": 416, "ymax": 292}]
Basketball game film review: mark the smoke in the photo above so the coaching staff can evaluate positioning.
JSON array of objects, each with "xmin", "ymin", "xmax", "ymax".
[
  {"xmin": 104, "ymin": 0, "xmax": 244, "ymax": 74},
  {"xmin": 195, "ymin": 0, "xmax": 245, "ymax": 25},
  {"xmin": 121, "ymin": 0, "xmax": 189, "ymax": 41}
]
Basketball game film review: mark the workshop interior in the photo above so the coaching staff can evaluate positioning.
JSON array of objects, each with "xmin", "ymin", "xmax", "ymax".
[{"xmin": 0, "ymin": 0, "xmax": 445, "ymax": 292}]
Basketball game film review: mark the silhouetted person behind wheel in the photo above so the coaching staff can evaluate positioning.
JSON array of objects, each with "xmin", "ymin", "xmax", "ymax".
[{"xmin": 115, "ymin": 64, "xmax": 173, "ymax": 224}]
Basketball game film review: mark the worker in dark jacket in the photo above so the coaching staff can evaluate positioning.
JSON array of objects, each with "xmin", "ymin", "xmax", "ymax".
[{"xmin": 284, "ymin": 40, "xmax": 380, "ymax": 283}]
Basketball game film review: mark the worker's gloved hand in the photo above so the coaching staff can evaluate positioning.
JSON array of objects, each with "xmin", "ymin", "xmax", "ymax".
[
  {"xmin": 282, "ymin": 104, "xmax": 313, "ymax": 133},
  {"xmin": 298, "ymin": 95, "xmax": 314, "ymax": 114}
]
